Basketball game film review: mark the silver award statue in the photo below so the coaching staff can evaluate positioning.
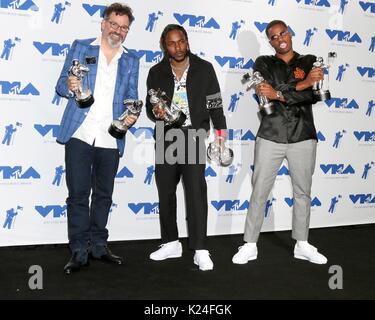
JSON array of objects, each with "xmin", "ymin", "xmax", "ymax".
[
  {"xmin": 207, "ymin": 138, "xmax": 234, "ymax": 167},
  {"xmin": 148, "ymin": 88, "xmax": 186, "ymax": 128},
  {"xmin": 68, "ymin": 59, "xmax": 94, "ymax": 108},
  {"xmin": 242, "ymin": 71, "xmax": 276, "ymax": 117},
  {"xmin": 108, "ymin": 99, "xmax": 143, "ymax": 139},
  {"xmin": 312, "ymin": 53, "xmax": 336, "ymax": 101}
]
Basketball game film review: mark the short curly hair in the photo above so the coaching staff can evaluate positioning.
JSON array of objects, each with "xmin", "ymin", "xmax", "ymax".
[{"xmin": 103, "ymin": 3, "xmax": 134, "ymax": 25}]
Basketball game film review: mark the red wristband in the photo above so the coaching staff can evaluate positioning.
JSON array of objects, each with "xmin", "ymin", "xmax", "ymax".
[{"xmin": 215, "ymin": 129, "xmax": 227, "ymax": 137}]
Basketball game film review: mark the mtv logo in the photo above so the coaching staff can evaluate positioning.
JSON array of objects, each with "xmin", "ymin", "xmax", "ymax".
[
  {"xmin": 81, "ymin": 3, "xmax": 106, "ymax": 17},
  {"xmin": 357, "ymin": 67, "xmax": 375, "ymax": 78},
  {"xmin": 211, "ymin": 200, "xmax": 249, "ymax": 211},
  {"xmin": 326, "ymin": 29, "xmax": 362, "ymax": 43},
  {"xmin": 353, "ymin": 131, "xmax": 375, "ymax": 142},
  {"xmin": 173, "ymin": 13, "xmax": 220, "ymax": 29},
  {"xmin": 128, "ymin": 202, "xmax": 159, "ymax": 214},
  {"xmin": 35, "ymin": 205, "xmax": 67, "ymax": 218},
  {"xmin": 116, "ymin": 166, "xmax": 134, "ymax": 178},
  {"xmin": 320, "ymin": 164, "xmax": 355, "ymax": 175},
  {"xmin": 215, "ymin": 56, "xmax": 254, "ymax": 69},
  {"xmin": 34, "ymin": 124, "xmax": 60, "ymax": 138},
  {"xmin": 0, "ymin": 166, "xmax": 40, "ymax": 179},
  {"xmin": 33, "ymin": 42, "xmax": 70, "ymax": 57},
  {"xmin": 0, "ymin": 81, "xmax": 39, "ymax": 95},
  {"xmin": 359, "ymin": 1, "xmax": 375, "ymax": 13},
  {"xmin": 128, "ymin": 49, "xmax": 162, "ymax": 63},
  {"xmin": 0, "ymin": 0, "xmax": 39, "ymax": 11}
]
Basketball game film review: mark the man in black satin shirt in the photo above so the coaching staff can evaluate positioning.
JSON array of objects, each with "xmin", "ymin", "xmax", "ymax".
[{"xmin": 233, "ymin": 20, "xmax": 328, "ymax": 265}]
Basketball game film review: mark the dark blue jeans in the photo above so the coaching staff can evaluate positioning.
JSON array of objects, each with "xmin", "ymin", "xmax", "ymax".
[{"xmin": 65, "ymin": 138, "xmax": 120, "ymax": 258}]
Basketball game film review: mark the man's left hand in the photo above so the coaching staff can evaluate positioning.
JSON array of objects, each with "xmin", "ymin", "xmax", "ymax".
[
  {"xmin": 256, "ymin": 83, "xmax": 278, "ymax": 100},
  {"xmin": 122, "ymin": 115, "xmax": 138, "ymax": 127}
]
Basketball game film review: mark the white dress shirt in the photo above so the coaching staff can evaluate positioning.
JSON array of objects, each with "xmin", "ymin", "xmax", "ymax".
[{"xmin": 73, "ymin": 37, "xmax": 125, "ymax": 149}]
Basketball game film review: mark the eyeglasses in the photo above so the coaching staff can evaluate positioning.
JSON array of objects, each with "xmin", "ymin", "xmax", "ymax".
[
  {"xmin": 107, "ymin": 20, "xmax": 130, "ymax": 33},
  {"xmin": 269, "ymin": 30, "xmax": 290, "ymax": 42}
]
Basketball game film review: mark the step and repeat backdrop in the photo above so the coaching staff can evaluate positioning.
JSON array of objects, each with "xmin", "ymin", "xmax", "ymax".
[{"xmin": 0, "ymin": 0, "xmax": 374, "ymax": 246}]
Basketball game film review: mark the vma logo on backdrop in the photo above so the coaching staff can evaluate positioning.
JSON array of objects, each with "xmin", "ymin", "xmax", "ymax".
[
  {"xmin": 211, "ymin": 200, "xmax": 249, "ymax": 212},
  {"xmin": 359, "ymin": 1, "xmax": 375, "ymax": 13},
  {"xmin": 325, "ymin": 98, "xmax": 359, "ymax": 110},
  {"xmin": 0, "ymin": 166, "xmax": 41, "ymax": 180},
  {"xmin": 0, "ymin": 81, "xmax": 39, "ymax": 96},
  {"xmin": 82, "ymin": 3, "xmax": 106, "ymax": 17},
  {"xmin": 349, "ymin": 194, "xmax": 375, "ymax": 206},
  {"xmin": 254, "ymin": 22, "xmax": 295, "ymax": 36},
  {"xmin": 173, "ymin": 13, "xmax": 220, "ymax": 29},
  {"xmin": 326, "ymin": 29, "xmax": 362, "ymax": 43},
  {"xmin": 320, "ymin": 164, "xmax": 355, "ymax": 176},
  {"xmin": 128, "ymin": 202, "xmax": 159, "ymax": 215},
  {"xmin": 35, "ymin": 205, "xmax": 67, "ymax": 218},
  {"xmin": 357, "ymin": 66, "xmax": 375, "ymax": 79},
  {"xmin": 0, "ymin": 0, "xmax": 39, "ymax": 11},
  {"xmin": 33, "ymin": 42, "xmax": 70, "ymax": 57},
  {"xmin": 227, "ymin": 129, "xmax": 256, "ymax": 141},
  {"xmin": 295, "ymin": 0, "xmax": 331, "ymax": 7},
  {"xmin": 128, "ymin": 49, "xmax": 162, "ymax": 64},
  {"xmin": 353, "ymin": 131, "xmax": 375, "ymax": 142},
  {"xmin": 284, "ymin": 197, "xmax": 322, "ymax": 208},
  {"xmin": 34, "ymin": 124, "xmax": 60, "ymax": 138},
  {"xmin": 215, "ymin": 56, "xmax": 254, "ymax": 70}
]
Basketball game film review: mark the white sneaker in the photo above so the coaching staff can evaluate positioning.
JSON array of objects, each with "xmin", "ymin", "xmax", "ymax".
[
  {"xmin": 294, "ymin": 242, "xmax": 327, "ymax": 264},
  {"xmin": 232, "ymin": 243, "xmax": 258, "ymax": 264},
  {"xmin": 193, "ymin": 250, "xmax": 214, "ymax": 271},
  {"xmin": 149, "ymin": 240, "xmax": 182, "ymax": 261}
]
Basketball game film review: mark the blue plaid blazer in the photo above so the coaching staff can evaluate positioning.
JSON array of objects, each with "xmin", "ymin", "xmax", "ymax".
[{"xmin": 55, "ymin": 38, "xmax": 139, "ymax": 156}]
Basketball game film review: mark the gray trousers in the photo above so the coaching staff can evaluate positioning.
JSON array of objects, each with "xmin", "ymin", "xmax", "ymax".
[{"xmin": 244, "ymin": 137, "xmax": 317, "ymax": 243}]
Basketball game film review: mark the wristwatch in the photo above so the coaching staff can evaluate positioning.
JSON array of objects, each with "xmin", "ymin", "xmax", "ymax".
[{"xmin": 276, "ymin": 90, "xmax": 283, "ymax": 100}]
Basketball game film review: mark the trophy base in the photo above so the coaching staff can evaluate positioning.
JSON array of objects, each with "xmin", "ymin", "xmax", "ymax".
[
  {"xmin": 170, "ymin": 111, "xmax": 187, "ymax": 128},
  {"xmin": 77, "ymin": 95, "xmax": 95, "ymax": 108},
  {"xmin": 108, "ymin": 120, "xmax": 128, "ymax": 139},
  {"xmin": 219, "ymin": 148, "xmax": 234, "ymax": 167},
  {"xmin": 314, "ymin": 90, "xmax": 331, "ymax": 101},
  {"xmin": 259, "ymin": 102, "xmax": 276, "ymax": 117}
]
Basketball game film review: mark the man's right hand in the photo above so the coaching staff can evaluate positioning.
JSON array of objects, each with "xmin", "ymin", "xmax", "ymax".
[
  {"xmin": 152, "ymin": 105, "xmax": 166, "ymax": 120},
  {"xmin": 304, "ymin": 68, "xmax": 324, "ymax": 87},
  {"xmin": 67, "ymin": 76, "xmax": 81, "ymax": 92}
]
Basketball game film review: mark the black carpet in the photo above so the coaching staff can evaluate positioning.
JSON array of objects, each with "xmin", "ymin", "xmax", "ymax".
[{"xmin": 0, "ymin": 224, "xmax": 374, "ymax": 300}]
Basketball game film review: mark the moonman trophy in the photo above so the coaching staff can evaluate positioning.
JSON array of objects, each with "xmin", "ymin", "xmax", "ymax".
[
  {"xmin": 68, "ymin": 59, "xmax": 94, "ymax": 108},
  {"xmin": 242, "ymin": 71, "xmax": 276, "ymax": 117},
  {"xmin": 148, "ymin": 88, "xmax": 186, "ymax": 128},
  {"xmin": 207, "ymin": 138, "xmax": 234, "ymax": 167},
  {"xmin": 108, "ymin": 99, "xmax": 143, "ymax": 139},
  {"xmin": 312, "ymin": 53, "xmax": 336, "ymax": 101}
]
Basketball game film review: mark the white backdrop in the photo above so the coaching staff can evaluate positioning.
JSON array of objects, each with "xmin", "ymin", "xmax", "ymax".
[{"xmin": 0, "ymin": 0, "xmax": 374, "ymax": 246}]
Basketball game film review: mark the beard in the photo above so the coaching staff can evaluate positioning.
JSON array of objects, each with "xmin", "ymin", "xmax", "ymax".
[{"xmin": 106, "ymin": 32, "xmax": 123, "ymax": 49}]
